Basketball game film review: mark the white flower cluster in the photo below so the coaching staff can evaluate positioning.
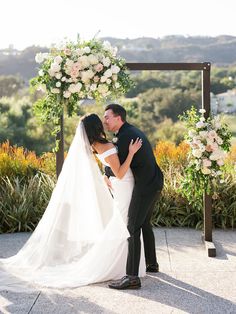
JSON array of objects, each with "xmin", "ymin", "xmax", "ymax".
[
  {"xmin": 34, "ymin": 40, "xmax": 127, "ymax": 101},
  {"xmin": 187, "ymin": 109, "xmax": 227, "ymax": 177}
]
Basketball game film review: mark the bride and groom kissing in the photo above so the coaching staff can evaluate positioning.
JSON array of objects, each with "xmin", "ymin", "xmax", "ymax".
[{"xmin": 0, "ymin": 103, "xmax": 164, "ymax": 291}]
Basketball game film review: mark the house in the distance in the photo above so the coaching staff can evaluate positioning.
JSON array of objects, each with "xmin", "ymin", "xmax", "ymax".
[{"xmin": 211, "ymin": 90, "xmax": 236, "ymax": 114}]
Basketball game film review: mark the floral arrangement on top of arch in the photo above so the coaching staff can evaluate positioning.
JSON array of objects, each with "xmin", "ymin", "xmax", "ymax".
[
  {"xmin": 30, "ymin": 38, "xmax": 134, "ymax": 142},
  {"xmin": 179, "ymin": 107, "xmax": 232, "ymax": 201}
]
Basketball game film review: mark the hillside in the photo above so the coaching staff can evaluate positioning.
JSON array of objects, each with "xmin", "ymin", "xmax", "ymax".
[{"xmin": 0, "ymin": 35, "xmax": 236, "ymax": 82}]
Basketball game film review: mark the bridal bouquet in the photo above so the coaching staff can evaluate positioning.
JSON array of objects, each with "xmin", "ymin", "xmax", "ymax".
[
  {"xmin": 179, "ymin": 107, "xmax": 232, "ymax": 199},
  {"xmin": 30, "ymin": 38, "xmax": 133, "ymax": 136}
]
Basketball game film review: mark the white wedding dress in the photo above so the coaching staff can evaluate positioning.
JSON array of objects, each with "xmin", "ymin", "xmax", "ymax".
[{"xmin": 0, "ymin": 123, "xmax": 145, "ymax": 291}]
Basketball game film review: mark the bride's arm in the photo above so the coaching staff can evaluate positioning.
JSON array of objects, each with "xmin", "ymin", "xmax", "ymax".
[{"xmin": 105, "ymin": 138, "xmax": 142, "ymax": 179}]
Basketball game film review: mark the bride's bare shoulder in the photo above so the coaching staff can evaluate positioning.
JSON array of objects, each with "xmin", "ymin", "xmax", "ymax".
[{"xmin": 93, "ymin": 142, "xmax": 114, "ymax": 154}]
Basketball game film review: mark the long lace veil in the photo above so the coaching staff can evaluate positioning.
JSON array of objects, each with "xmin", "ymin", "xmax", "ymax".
[{"xmin": 0, "ymin": 121, "xmax": 123, "ymax": 290}]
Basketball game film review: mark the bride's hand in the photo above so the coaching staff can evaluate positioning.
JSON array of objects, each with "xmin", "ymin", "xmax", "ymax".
[{"xmin": 129, "ymin": 138, "xmax": 142, "ymax": 155}]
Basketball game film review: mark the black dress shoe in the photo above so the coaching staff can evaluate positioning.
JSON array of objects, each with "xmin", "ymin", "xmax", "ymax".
[
  {"xmin": 108, "ymin": 275, "xmax": 141, "ymax": 290},
  {"xmin": 146, "ymin": 263, "xmax": 159, "ymax": 273}
]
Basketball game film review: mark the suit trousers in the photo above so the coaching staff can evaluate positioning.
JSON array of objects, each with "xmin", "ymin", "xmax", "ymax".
[{"xmin": 126, "ymin": 188, "xmax": 161, "ymax": 276}]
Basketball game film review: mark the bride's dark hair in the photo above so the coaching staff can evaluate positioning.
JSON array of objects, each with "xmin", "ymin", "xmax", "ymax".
[{"xmin": 81, "ymin": 114, "xmax": 108, "ymax": 145}]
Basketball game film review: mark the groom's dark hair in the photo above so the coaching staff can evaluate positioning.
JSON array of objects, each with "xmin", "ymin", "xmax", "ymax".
[{"xmin": 105, "ymin": 104, "xmax": 126, "ymax": 122}]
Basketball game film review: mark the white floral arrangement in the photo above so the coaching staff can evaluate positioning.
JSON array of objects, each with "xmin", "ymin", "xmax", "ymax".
[
  {"xmin": 30, "ymin": 38, "xmax": 134, "ymax": 143},
  {"xmin": 179, "ymin": 107, "xmax": 232, "ymax": 197}
]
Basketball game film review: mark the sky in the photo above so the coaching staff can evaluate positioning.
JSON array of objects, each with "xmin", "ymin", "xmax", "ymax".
[{"xmin": 1, "ymin": 0, "xmax": 235, "ymax": 50}]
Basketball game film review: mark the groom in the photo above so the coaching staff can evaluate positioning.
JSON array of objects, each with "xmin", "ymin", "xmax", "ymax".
[{"xmin": 103, "ymin": 104, "xmax": 164, "ymax": 289}]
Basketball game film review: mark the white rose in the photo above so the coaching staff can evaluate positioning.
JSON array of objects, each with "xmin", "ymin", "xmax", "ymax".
[
  {"xmin": 196, "ymin": 121, "xmax": 205, "ymax": 128},
  {"xmin": 83, "ymin": 46, "xmax": 91, "ymax": 54},
  {"xmin": 102, "ymin": 57, "xmax": 111, "ymax": 67},
  {"xmin": 81, "ymin": 70, "xmax": 94, "ymax": 83},
  {"xmin": 51, "ymin": 88, "xmax": 60, "ymax": 94},
  {"xmin": 86, "ymin": 69, "xmax": 95, "ymax": 79},
  {"xmin": 208, "ymin": 130, "xmax": 217, "ymax": 138},
  {"xmin": 48, "ymin": 69, "xmax": 56, "ymax": 77},
  {"xmin": 90, "ymin": 84, "xmax": 97, "ymax": 91},
  {"xmin": 98, "ymin": 84, "xmax": 109, "ymax": 94},
  {"xmin": 106, "ymin": 79, "xmax": 111, "ymax": 84},
  {"xmin": 199, "ymin": 109, "xmax": 206, "ymax": 114},
  {"xmin": 75, "ymin": 82, "xmax": 82, "ymax": 92},
  {"xmin": 104, "ymin": 69, "xmax": 113, "ymax": 77},
  {"xmin": 68, "ymin": 84, "xmax": 76, "ymax": 93},
  {"xmin": 201, "ymin": 167, "xmax": 211, "ymax": 175},
  {"xmin": 192, "ymin": 149, "xmax": 202, "ymax": 158},
  {"xmin": 56, "ymin": 81, "xmax": 61, "ymax": 88},
  {"xmin": 68, "ymin": 83, "xmax": 82, "ymax": 93},
  {"xmin": 115, "ymin": 82, "xmax": 120, "ymax": 88},
  {"xmin": 51, "ymin": 63, "xmax": 61, "ymax": 73},
  {"xmin": 111, "ymin": 65, "xmax": 120, "ymax": 73},
  {"xmin": 61, "ymin": 77, "xmax": 66, "ymax": 82},
  {"xmin": 78, "ymin": 56, "xmax": 90, "ymax": 69},
  {"xmin": 63, "ymin": 90, "xmax": 71, "ymax": 98},
  {"xmin": 210, "ymin": 150, "xmax": 225, "ymax": 161},
  {"xmin": 100, "ymin": 76, "xmax": 107, "ymax": 83},
  {"xmin": 54, "ymin": 56, "xmax": 63, "ymax": 64},
  {"xmin": 55, "ymin": 72, "xmax": 62, "ymax": 79},
  {"xmin": 217, "ymin": 159, "xmax": 224, "ymax": 166},
  {"xmin": 35, "ymin": 52, "xmax": 45, "ymax": 63},
  {"xmin": 202, "ymin": 159, "xmax": 212, "ymax": 167},
  {"xmin": 76, "ymin": 48, "xmax": 84, "ymax": 56},
  {"xmin": 199, "ymin": 144, "xmax": 206, "ymax": 152},
  {"xmin": 65, "ymin": 59, "xmax": 74, "ymax": 67},
  {"xmin": 88, "ymin": 54, "xmax": 98, "ymax": 65},
  {"xmin": 38, "ymin": 69, "xmax": 44, "ymax": 76}
]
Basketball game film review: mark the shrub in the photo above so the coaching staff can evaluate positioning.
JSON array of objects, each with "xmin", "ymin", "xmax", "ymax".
[{"xmin": 0, "ymin": 174, "xmax": 54, "ymax": 233}]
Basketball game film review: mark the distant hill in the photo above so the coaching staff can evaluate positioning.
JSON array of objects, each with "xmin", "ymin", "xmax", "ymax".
[{"xmin": 1, "ymin": 35, "xmax": 236, "ymax": 83}]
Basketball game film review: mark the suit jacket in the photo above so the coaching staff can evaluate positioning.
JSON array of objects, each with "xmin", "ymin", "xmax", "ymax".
[{"xmin": 105, "ymin": 122, "xmax": 164, "ymax": 194}]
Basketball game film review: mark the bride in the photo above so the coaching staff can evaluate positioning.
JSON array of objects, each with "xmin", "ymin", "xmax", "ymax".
[{"xmin": 0, "ymin": 113, "xmax": 146, "ymax": 290}]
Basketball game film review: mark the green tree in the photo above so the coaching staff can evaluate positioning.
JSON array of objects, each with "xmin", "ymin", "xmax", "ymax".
[{"xmin": 0, "ymin": 75, "xmax": 24, "ymax": 97}]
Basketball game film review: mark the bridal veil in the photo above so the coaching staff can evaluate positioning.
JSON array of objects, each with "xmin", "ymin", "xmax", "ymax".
[{"xmin": 0, "ymin": 122, "xmax": 129, "ymax": 290}]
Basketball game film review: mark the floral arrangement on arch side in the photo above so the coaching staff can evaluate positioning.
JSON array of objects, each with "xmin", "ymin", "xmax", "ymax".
[
  {"xmin": 30, "ymin": 38, "xmax": 134, "ymax": 140},
  {"xmin": 179, "ymin": 107, "xmax": 232, "ymax": 201}
]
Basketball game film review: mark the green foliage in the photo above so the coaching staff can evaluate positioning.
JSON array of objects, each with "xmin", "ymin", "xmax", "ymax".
[
  {"xmin": 155, "ymin": 118, "xmax": 186, "ymax": 145},
  {"xmin": 152, "ymin": 166, "xmax": 236, "ymax": 229},
  {"xmin": 0, "ymin": 96, "xmax": 55, "ymax": 154},
  {"xmin": 0, "ymin": 75, "xmax": 24, "ymax": 97},
  {"xmin": 0, "ymin": 174, "xmax": 54, "ymax": 233}
]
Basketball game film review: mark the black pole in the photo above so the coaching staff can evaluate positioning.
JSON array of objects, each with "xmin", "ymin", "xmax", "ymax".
[
  {"xmin": 202, "ymin": 63, "xmax": 216, "ymax": 256},
  {"xmin": 202, "ymin": 63, "xmax": 212, "ymax": 241}
]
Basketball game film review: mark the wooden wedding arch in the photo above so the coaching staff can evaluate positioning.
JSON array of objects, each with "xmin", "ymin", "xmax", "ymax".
[{"xmin": 56, "ymin": 62, "xmax": 216, "ymax": 257}]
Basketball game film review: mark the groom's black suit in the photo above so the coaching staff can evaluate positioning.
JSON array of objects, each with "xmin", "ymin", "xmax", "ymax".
[{"xmin": 105, "ymin": 122, "xmax": 164, "ymax": 276}]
